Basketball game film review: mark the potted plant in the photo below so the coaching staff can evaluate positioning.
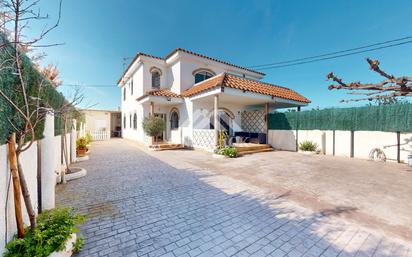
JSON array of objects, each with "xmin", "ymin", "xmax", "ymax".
[
  {"xmin": 298, "ymin": 140, "xmax": 318, "ymax": 154},
  {"xmin": 4, "ymin": 207, "xmax": 85, "ymax": 257},
  {"xmin": 142, "ymin": 116, "xmax": 165, "ymax": 148},
  {"xmin": 76, "ymin": 137, "xmax": 88, "ymax": 157}
]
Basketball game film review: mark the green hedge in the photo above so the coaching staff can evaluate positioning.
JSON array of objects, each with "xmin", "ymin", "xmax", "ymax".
[
  {"xmin": 0, "ymin": 34, "xmax": 70, "ymax": 144},
  {"xmin": 268, "ymin": 103, "xmax": 412, "ymax": 132}
]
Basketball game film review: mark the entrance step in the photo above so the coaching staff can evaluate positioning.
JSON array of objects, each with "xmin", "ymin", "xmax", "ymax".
[
  {"xmin": 150, "ymin": 143, "xmax": 185, "ymax": 151},
  {"xmin": 232, "ymin": 143, "xmax": 274, "ymax": 155}
]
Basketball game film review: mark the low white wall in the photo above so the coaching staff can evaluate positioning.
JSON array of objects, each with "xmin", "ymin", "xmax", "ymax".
[
  {"xmin": 269, "ymin": 129, "xmax": 412, "ymax": 163},
  {"xmin": 0, "ymin": 115, "xmax": 77, "ymax": 255}
]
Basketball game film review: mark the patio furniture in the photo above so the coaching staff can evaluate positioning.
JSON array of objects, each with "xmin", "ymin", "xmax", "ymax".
[{"xmin": 234, "ymin": 132, "xmax": 267, "ymax": 144}]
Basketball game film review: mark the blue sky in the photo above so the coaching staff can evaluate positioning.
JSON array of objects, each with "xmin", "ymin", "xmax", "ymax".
[{"xmin": 35, "ymin": 0, "xmax": 412, "ymax": 110}]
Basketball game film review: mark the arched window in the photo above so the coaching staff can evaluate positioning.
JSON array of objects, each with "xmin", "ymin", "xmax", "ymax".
[
  {"xmin": 170, "ymin": 110, "xmax": 179, "ymax": 130},
  {"xmin": 123, "ymin": 87, "xmax": 126, "ymax": 101},
  {"xmin": 133, "ymin": 113, "xmax": 137, "ymax": 129},
  {"xmin": 193, "ymin": 69, "xmax": 215, "ymax": 84},
  {"xmin": 129, "ymin": 114, "xmax": 132, "ymax": 128},
  {"xmin": 123, "ymin": 116, "xmax": 126, "ymax": 129},
  {"xmin": 150, "ymin": 67, "xmax": 161, "ymax": 88}
]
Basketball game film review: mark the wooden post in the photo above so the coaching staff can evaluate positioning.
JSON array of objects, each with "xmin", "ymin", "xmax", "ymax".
[
  {"xmin": 214, "ymin": 95, "xmax": 219, "ymax": 148},
  {"xmin": 264, "ymin": 103, "xmax": 269, "ymax": 144},
  {"xmin": 37, "ymin": 140, "xmax": 42, "ymax": 213},
  {"xmin": 8, "ymin": 133, "xmax": 25, "ymax": 238},
  {"xmin": 397, "ymin": 131, "xmax": 401, "ymax": 163},
  {"xmin": 332, "ymin": 130, "xmax": 336, "ymax": 156}
]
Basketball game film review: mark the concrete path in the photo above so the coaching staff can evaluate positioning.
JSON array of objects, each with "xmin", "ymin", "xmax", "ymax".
[{"xmin": 56, "ymin": 139, "xmax": 412, "ymax": 257}]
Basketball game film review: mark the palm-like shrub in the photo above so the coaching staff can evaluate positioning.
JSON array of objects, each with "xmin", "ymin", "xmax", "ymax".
[
  {"xmin": 299, "ymin": 140, "xmax": 318, "ymax": 152},
  {"xmin": 142, "ymin": 116, "xmax": 165, "ymax": 144}
]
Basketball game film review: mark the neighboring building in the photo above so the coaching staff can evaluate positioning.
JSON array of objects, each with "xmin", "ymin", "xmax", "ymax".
[
  {"xmin": 80, "ymin": 109, "xmax": 122, "ymax": 139},
  {"xmin": 118, "ymin": 48, "xmax": 310, "ymax": 149}
]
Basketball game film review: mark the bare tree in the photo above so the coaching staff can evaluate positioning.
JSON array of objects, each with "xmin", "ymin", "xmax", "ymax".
[
  {"xmin": 0, "ymin": 0, "xmax": 63, "ymax": 232},
  {"xmin": 327, "ymin": 58, "xmax": 412, "ymax": 103}
]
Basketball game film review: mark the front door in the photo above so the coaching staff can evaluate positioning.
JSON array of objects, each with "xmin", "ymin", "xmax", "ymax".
[{"xmin": 154, "ymin": 113, "xmax": 166, "ymax": 142}]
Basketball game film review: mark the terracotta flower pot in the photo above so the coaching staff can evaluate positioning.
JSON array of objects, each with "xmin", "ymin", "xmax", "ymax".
[{"xmin": 77, "ymin": 148, "xmax": 87, "ymax": 157}]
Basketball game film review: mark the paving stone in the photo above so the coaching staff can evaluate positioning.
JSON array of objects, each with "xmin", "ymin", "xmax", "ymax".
[{"xmin": 56, "ymin": 140, "xmax": 412, "ymax": 257}]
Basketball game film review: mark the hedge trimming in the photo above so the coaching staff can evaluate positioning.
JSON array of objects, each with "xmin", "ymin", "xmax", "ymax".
[
  {"xmin": 268, "ymin": 103, "xmax": 412, "ymax": 132},
  {"xmin": 0, "ymin": 34, "xmax": 71, "ymax": 144}
]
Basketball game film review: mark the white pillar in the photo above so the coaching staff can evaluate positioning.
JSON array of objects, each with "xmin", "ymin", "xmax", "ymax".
[
  {"xmin": 214, "ymin": 95, "xmax": 219, "ymax": 148},
  {"xmin": 41, "ymin": 112, "xmax": 56, "ymax": 210},
  {"xmin": 71, "ymin": 119, "xmax": 77, "ymax": 163}
]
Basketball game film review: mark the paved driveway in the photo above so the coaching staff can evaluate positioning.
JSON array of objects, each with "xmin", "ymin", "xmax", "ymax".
[{"xmin": 56, "ymin": 139, "xmax": 412, "ymax": 257}]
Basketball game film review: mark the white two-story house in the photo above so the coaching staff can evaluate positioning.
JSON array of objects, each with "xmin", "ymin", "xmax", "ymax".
[{"xmin": 118, "ymin": 48, "xmax": 310, "ymax": 149}]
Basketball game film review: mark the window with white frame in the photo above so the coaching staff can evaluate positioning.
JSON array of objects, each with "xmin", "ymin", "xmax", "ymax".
[
  {"xmin": 193, "ymin": 69, "xmax": 215, "ymax": 84},
  {"xmin": 150, "ymin": 67, "xmax": 161, "ymax": 89},
  {"xmin": 133, "ymin": 113, "xmax": 137, "ymax": 129},
  {"xmin": 131, "ymin": 78, "xmax": 133, "ymax": 95},
  {"xmin": 170, "ymin": 110, "xmax": 179, "ymax": 130}
]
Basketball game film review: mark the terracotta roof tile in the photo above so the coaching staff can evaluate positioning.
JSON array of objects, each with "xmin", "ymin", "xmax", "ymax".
[
  {"xmin": 181, "ymin": 73, "xmax": 310, "ymax": 103},
  {"xmin": 136, "ymin": 88, "xmax": 181, "ymax": 101}
]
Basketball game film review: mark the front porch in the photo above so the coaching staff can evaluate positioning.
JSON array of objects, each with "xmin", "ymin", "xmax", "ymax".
[{"xmin": 190, "ymin": 86, "xmax": 307, "ymax": 151}]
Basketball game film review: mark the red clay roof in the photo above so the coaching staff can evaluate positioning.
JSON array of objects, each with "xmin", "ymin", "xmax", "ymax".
[
  {"xmin": 118, "ymin": 48, "xmax": 265, "ymax": 84},
  {"xmin": 181, "ymin": 73, "xmax": 311, "ymax": 103},
  {"xmin": 136, "ymin": 88, "xmax": 181, "ymax": 101}
]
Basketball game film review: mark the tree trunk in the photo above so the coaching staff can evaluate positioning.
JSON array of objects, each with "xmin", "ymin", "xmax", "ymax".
[
  {"xmin": 16, "ymin": 153, "xmax": 36, "ymax": 230},
  {"xmin": 7, "ymin": 133, "xmax": 25, "ymax": 238}
]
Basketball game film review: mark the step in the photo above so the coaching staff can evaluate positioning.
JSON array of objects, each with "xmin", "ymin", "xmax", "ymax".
[
  {"xmin": 237, "ymin": 148, "xmax": 274, "ymax": 156},
  {"xmin": 233, "ymin": 144, "xmax": 272, "ymax": 153}
]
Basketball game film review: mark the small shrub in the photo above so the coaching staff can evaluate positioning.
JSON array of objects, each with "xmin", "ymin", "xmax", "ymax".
[
  {"xmin": 299, "ymin": 140, "xmax": 318, "ymax": 152},
  {"xmin": 216, "ymin": 146, "xmax": 237, "ymax": 158},
  {"xmin": 142, "ymin": 116, "xmax": 165, "ymax": 139},
  {"xmin": 72, "ymin": 235, "xmax": 85, "ymax": 254},
  {"xmin": 76, "ymin": 137, "xmax": 87, "ymax": 150},
  {"xmin": 4, "ymin": 207, "xmax": 86, "ymax": 257},
  {"xmin": 84, "ymin": 133, "xmax": 93, "ymax": 144}
]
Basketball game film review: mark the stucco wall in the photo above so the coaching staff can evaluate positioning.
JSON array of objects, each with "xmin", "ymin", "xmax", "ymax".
[
  {"xmin": 83, "ymin": 110, "xmax": 112, "ymax": 132},
  {"xmin": 268, "ymin": 129, "xmax": 412, "ymax": 163},
  {"xmin": 0, "ymin": 114, "xmax": 75, "ymax": 255}
]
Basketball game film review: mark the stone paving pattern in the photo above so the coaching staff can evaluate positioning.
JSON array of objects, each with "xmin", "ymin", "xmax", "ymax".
[{"xmin": 56, "ymin": 140, "xmax": 412, "ymax": 257}]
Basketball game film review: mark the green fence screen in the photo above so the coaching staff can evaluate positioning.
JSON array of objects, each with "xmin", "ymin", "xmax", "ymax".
[
  {"xmin": 0, "ymin": 34, "xmax": 70, "ymax": 144},
  {"xmin": 268, "ymin": 103, "xmax": 412, "ymax": 132}
]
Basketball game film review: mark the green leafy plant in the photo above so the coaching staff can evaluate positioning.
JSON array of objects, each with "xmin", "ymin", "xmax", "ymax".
[
  {"xmin": 76, "ymin": 137, "xmax": 87, "ymax": 150},
  {"xmin": 72, "ymin": 235, "xmax": 85, "ymax": 254},
  {"xmin": 216, "ymin": 146, "xmax": 238, "ymax": 158},
  {"xmin": 84, "ymin": 133, "xmax": 93, "ymax": 144},
  {"xmin": 299, "ymin": 140, "xmax": 318, "ymax": 152},
  {"xmin": 142, "ymin": 116, "xmax": 165, "ymax": 143},
  {"xmin": 4, "ymin": 207, "xmax": 86, "ymax": 257}
]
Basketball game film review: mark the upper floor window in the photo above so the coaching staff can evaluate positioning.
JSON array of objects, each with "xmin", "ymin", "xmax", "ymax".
[
  {"xmin": 150, "ymin": 67, "xmax": 162, "ymax": 89},
  {"xmin": 123, "ymin": 115, "xmax": 126, "ymax": 129},
  {"xmin": 131, "ymin": 78, "xmax": 134, "ymax": 95},
  {"xmin": 193, "ymin": 69, "xmax": 215, "ymax": 84},
  {"xmin": 123, "ymin": 87, "xmax": 126, "ymax": 101}
]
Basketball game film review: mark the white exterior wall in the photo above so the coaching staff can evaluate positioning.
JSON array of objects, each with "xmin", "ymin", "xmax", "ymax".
[
  {"xmin": 268, "ymin": 129, "xmax": 412, "ymax": 163},
  {"xmin": 192, "ymin": 101, "xmax": 243, "ymax": 132},
  {"xmin": 0, "ymin": 114, "xmax": 72, "ymax": 255},
  {"xmin": 119, "ymin": 50, "xmax": 265, "ymax": 145}
]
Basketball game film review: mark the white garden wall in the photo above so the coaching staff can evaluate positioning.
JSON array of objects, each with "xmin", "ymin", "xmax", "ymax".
[
  {"xmin": 268, "ymin": 129, "xmax": 412, "ymax": 163},
  {"xmin": 0, "ymin": 114, "xmax": 76, "ymax": 255}
]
